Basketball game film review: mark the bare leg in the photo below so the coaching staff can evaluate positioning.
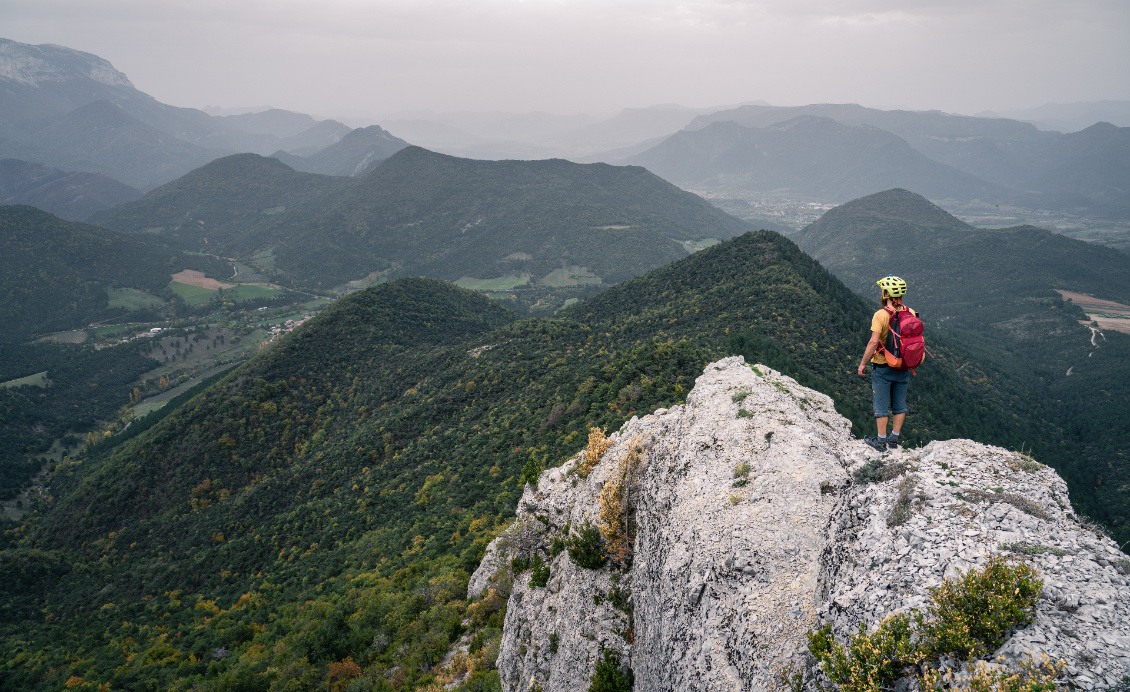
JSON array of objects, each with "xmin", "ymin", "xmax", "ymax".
[
  {"xmin": 892, "ymin": 413, "xmax": 906, "ymax": 434},
  {"xmin": 876, "ymin": 416, "xmax": 888, "ymax": 436}
]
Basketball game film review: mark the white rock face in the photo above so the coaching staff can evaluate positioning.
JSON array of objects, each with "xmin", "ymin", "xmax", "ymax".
[
  {"xmin": 0, "ymin": 38, "xmax": 133, "ymax": 87},
  {"xmin": 473, "ymin": 357, "xmax": 1130, "ymax": 691}
]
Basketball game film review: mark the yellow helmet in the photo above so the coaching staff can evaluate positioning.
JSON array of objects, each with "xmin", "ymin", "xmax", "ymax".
[{"xmin": 877, "ymin": 275, "xmax": 907, "ymax": 298}]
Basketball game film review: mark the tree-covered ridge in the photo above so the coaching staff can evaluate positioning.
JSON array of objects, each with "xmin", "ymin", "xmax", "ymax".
[
  {"xmin": 86, "ymin": 153, "xmax": 351, "ymax": 252},
  {"xmin": 0, "ymin": 232, "xmax": 1074, "ymax": 691},
  {"xmin": 795, "ymin": 188, "xmax": 1130, "ymax": 546},
  {"xmin": 0, "ymin": 205, "xmax": 231, "ymax": 340},
  {"xmin": 94, "ymin": 146, "xmax": 751, "ymax": 291}
]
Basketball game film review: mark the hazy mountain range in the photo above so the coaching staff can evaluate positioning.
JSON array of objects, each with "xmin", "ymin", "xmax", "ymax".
[
  {"xmin": 0, "ymin": 38, "xmax": 398, "ymax": 190},
  {"xmin": 0, "ymin": 158, "xmax": 141, "ymax": 221},
  {"xmin": 635, "ymin": 103, "xmax": 1130, "ymax": 217},
  {"xmin": 626, "ymin": 116, "xmax": 1017, "ymax": 203},
  {"xmin": 3, "ymin": 36, "xmax": 1127, "ymax": 223}
]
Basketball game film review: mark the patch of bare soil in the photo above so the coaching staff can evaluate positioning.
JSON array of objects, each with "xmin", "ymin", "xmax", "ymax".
[
  {"xmin": 171, "ymin": 269, "xmax": 234, "ymax": 290},
  {"xmin": 1056, "ymin": 290, "xmax": 1130, "ymax": 335}
]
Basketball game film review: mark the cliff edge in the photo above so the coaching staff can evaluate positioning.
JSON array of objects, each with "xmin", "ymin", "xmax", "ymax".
[{"xmin": 471, "ymin": 357, "xmax": 1130, "ymax": 691}]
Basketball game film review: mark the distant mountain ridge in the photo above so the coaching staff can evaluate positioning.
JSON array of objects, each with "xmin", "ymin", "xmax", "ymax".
[
  {"xmin": 94, "ymin": 147, "xmax": 751, "ymax": 291},
  {"xmin": 676, "ymin": 103, "xmax": 1129, "ymax": 216},
  {"xmin": 0, "ymin": 38, "xmax": 367, "ymax": 190},
  {"xmin": 0, "ymin": 158, "xmax": 141, "ymax": 220},
  {"xmin": 270, "ymin": 125, "xmax": 409, "ymax": 176},
  {"xmin": 628, "ymin": 116, "xmax": 1015, "ymax": 203}
]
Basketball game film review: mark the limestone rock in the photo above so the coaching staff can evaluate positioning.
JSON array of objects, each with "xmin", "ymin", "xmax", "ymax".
[{"xmin": 469, "ymin": 357, "xmax": 1130, "ymax": 691}]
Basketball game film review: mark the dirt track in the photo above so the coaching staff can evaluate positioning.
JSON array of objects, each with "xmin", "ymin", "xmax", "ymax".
[{"xmin": 171, "ymin": 270, "xmax": 234, "ymax": 290}]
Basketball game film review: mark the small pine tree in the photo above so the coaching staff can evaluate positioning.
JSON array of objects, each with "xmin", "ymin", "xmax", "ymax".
[{"xmin": 589, "ymin": 648, "xmax": 633, "ymax": 692}]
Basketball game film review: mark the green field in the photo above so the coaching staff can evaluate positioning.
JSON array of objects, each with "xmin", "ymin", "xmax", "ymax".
[
  {"xmin": 252, "ymin": 248, "xmax": 276, "ymax": 271},
  {"xmin": 92, "ymin": 325, "xmax": 135, "ymax": 338},
  {"xmin": 224, "ymin": 284, "xmax": 281, "ymax": 301},
  {"xmin": 454, "ymin": 275, "xmax": 530, "ymax": 291},
  {"xmin": 0, "ymin": 371, "xmax": 49, "ymax": 389},
  {"xmin": 107, "ymin": 287, "xmax": 164, "ymax": 311},
  {"xmin": 169, "ymin": 281, "xmax": 218, "ymax": 306},
  {"xmin": 539, "ymin": 266, "xmax": 601, "ymax": 287},
  {"xmin": 679, "ymin": 237, "xmax": 721, "ymax": 253}
]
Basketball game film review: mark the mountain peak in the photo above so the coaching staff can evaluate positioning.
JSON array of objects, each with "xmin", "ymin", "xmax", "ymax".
[
  {"xmin": 479, "ymin": 356, "xmax": 1126, "ymax": 691},
  {"xmin": 0, "ymin": 38, "xmax": 133, "ymax": 88},
  {"xmin": 816, "ymin": 188, "xmax": 969, "ymax": 229}
]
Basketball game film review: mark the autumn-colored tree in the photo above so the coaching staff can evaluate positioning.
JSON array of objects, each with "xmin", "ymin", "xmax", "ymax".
[
  {"xmin": 598, "ymin": 436, "xmax": 646, "ymax": 566},
  {"xmin": 578, "ymin": 427, "xmax": 613, "ymax": 477}
]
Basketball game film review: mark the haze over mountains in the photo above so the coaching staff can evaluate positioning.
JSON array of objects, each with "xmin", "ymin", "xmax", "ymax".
[
  {"xmin": 0, "ymin": 39, "xmax": 400, "ymax": 191},
  {"xmin": 3, "ymin": 35, "xmax": 1127, "ymax": 230},
  {"xmin": 631, "ymin": 103, "xmax": 1130, "ymax": 217}
]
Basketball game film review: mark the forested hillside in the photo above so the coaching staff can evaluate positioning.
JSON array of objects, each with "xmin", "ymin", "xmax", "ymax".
[
  {"xmin": 0, "ymin": 205, "xmax": 231, "ymax": 340},
  {"xmin": 87, "ymin": 154, "xmax": 351, "ymax": 252},
  {"xmin": 797, "ymin": 188, "xmax": 1130, "ymax": 544},
  {"xmin": 0, "ymin": 159, "xmax": 142, "ymax": 221},
  {"xmin": 94, "ymin": 146, "xmax": 750, "ymax": 291},
  {"xmin": 0, "ymin": 232, "xmax": 1080, "ymax": 690}
]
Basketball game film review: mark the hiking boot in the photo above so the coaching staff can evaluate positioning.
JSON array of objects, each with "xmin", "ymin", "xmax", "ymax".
[
  {"xmin": 864, "ymin": 435, "xmax": 887, "ymax": 452},
  {"xmin": 887, "ymin": 438, "xmax": 900, "ymax": 450}
]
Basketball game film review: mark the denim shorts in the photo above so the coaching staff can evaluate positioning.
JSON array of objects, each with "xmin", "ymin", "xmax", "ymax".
[{"xmin": 871, "ymin": 365, "xmax": 911, "ymax": 418}]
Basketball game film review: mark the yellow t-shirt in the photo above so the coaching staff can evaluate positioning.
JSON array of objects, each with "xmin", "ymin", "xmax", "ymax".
[{"xmin": 871, "ymin": 306, "xmax": 916, "ymax": 365}]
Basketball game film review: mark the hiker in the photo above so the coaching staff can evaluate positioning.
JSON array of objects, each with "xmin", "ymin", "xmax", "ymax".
[{"xmin": 857, "ymin": 275, "xmax": 918, "ymax": 451}]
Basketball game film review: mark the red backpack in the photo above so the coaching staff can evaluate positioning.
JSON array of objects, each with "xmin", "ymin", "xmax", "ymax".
[{"xmin": 882, "ymin": 306, "xmax": 929, "ymax": 374}]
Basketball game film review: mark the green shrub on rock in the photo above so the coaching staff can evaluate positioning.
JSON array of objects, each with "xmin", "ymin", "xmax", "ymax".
[
  {"xmin": 808, "ymin": 613, "xmax": 923, "ymax": 692},
  {"xmin": 920, "ymin": 555, "xmax": 1042, "ymax": 660},
  {"xmin": 808, "ymin": 555, "xmax": 1043, "ymax": 691},
  {"xmin": 589, "ymin": 648, "xmax": 633, "ymax": 692},
  {"xmin": 567, "ymin": 519, "xmax": 606, "ymax": 569},
  {"xmin": 528, "ymin": 556, "xmax": 551, "ymax": 588}
]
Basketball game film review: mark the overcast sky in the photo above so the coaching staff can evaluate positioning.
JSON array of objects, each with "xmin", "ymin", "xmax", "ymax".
[{"xmin": 4, "ymin": 0, "xmax": 1129, "ymax": 118}]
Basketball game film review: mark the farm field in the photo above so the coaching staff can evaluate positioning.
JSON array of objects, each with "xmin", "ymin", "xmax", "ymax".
[
  {"xmin": 1056, "ymin": 290, "xmax": 1130, "ymax": 335},
  {"xmin": 678, "ymin": 237, "xmax": 721, "ymax": 253},
  {"xmin": 106, "ymin": 287, "xmax": 164, "ymax": 311},
  {"xmin": 35, "ymin": 330, "xmax": 87, "ymax": 344},
  {"xmin": 454, "ymin": 275, "xmax": 530, "ymax": 291},
  {"xmin": 169, "ymin": 280, "xmax": 282, "ymax": 306},
  {"xmin": 539, "ymin": 265, "xmax": 601, "ymax": 287},
  {"xmin": 0, "ymin": 371, "xmax": 48, "ymax": 389},
  {"xmin": 169, "ymin": 281, "xmax": 218, "ymax": 305},
  {"xmin": 170, "ymin": 269, "xmax": 234, "ymax": 290},
  {"xmin": 224, "ymin": 284, "xmax": 281, "ymax": 301},
  {"xmin": 251, "ymin": 248, "xmax": 276, "ymax": 271}
]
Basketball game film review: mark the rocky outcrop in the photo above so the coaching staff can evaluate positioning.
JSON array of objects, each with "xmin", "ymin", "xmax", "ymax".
[{"xmin": 472, "ymin": 357, "xmax": 1130, "ymax": 691}]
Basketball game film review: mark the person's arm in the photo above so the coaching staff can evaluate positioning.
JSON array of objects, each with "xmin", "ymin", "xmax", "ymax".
[{"xmin": 858, "ymin": 331, "xmax": 883, "ymax": 376}]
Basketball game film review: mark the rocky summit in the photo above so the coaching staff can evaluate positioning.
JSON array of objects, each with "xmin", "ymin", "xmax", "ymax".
[{"xmin": 469, "ymin": 356, "xmax": 1130, "ymax": 691}]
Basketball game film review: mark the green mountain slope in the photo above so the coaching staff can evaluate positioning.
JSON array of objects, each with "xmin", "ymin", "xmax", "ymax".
[
  {"xmin": 0, "ymin": 233, "xmax": 1071, "ymax": 690},
  {"xmin": 0, "ymin": 205, "xmax": 231, "ymax": 340},
  {"xmin": 0, "ymin": 158, "xmax": 142, "ymax": 221},
  {"xmin": 87, "ymin": 153, "xmax": 351, "ymax": 251},
  {"xmin": 796, "ymin": 188, "xmax": 1130, "ymax": 543},
  {"xmin": 628, "ymin": 116, "xmax": 1015, "ymax": 204},
  {"xmin": 95, "ymin": 146, "xmax": 751, "ymax": 291}
]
